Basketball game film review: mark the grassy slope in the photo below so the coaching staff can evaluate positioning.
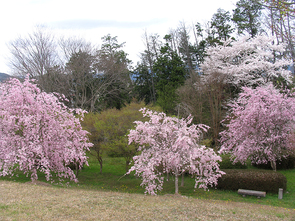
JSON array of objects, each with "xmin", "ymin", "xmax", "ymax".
[
  {"xmin": 1, "ymin": 180, "xmax": 295, "ymax": 220},
  {"xmin": 1, "ymin": 153, "xmax": 295, "ymax": 210}
]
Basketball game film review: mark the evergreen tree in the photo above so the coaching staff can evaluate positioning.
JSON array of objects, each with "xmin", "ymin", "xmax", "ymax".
[
  {"xmin": 232, "ymin": 0, "xmax": 263, "ymax": 37},
  {"xmin": 207, "ymin": 8, "xmax": 234, "ymax": 46},
  {"xmin": 97, "ymin": 34, "xmax": 132, "ymax": 110},
  {"xmin": 133, "ymin": 63, "xmax": 156, "ymax": 105},
  {"xmin": 153, "ymin": 39, "xmax": 187, "ymax": 114}
]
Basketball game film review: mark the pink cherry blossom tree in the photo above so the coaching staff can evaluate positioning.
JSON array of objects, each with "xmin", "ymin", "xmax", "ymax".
[
  {"xmin": 194, "ymin": 35, "xmax": 293, "ymax": 147},
  {"xmin": 0, "ymin": 77, "xmax": 93, "ymax": 182},
  {"xmin": 126, "ymin": 108, "xmax": 224, "ymax": 195},
  {"xmin": 220, "ymin": 84, "xmax": 295, "ymax": 171}
]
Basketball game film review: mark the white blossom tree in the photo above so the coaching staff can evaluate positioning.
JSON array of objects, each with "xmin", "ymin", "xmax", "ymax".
[
  {"xmin": 200, "ymin": 35, "xmax": 292, "ymax": 87},
  {"xmin": 193, "ymin": 35, "xmax": 293, "ymax": 146}
]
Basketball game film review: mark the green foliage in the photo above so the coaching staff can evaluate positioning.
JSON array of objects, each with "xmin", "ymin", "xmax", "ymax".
[
  {"xmin": 153, "ymin": 43, "xmax": 187, "ymax": 114},
  {"xmin": 97, "ymin": 34, "xmax": 132, "ymax": 110},
  {"xmin": 209, "ymin": 8, "xmax": 234, "ymax": 43},
  {"xmin": 217, "ymin": 169, "xmax": 287, "ymax": 193},
  {"xmin": 219, "ymin": 154, "xmax": 248, "ymax": 169},
  {"xmin": 84, "ymin": 102, "xmax": 163, "ymax": 173},
  {"xmin": 194, "ymin": 40, "xmax": 207, "ymax": 66},
  {"xmin": 156, "ymin": 83, "xmax": 179, "ymax": 114},
  {"xmin": 81, "ymin": 112, "xmax": 104, "ymax": 174},
  {"xmin": 232, "ymin": 0, "xmax": 263, "ymax": 38},
  {"xmin": 132, "ymin": 64, "xmax": 156, "ymax": 105}
]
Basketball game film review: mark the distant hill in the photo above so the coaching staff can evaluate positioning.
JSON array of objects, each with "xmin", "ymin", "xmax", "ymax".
[{"xmin": 0, "ymin": 72, "xmax": 11, "ymax": 82}]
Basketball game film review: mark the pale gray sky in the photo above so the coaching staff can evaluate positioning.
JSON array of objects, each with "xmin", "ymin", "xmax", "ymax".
[{"xmin": 0, "ymin": 0, "xmax": 237, "ymax": 74}]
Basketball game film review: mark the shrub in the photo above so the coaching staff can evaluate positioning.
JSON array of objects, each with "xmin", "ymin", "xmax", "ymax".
[
  {"xmin": 219, "ymin": 154, "xmax": 247, "ymax": 169},
  {"xmin": 253, "ymin": 155, "xmax": 295, "ymax": 170},
  {"xmin": 216, "ymin": 169, "xmax": 287, "ymax": 193}
]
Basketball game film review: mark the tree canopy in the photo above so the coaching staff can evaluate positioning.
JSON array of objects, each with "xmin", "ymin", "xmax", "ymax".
[
  {"xmin": 220, "ymin": 85, "xmax": 295, "ymax": 171},
  {"xmin": 0, "ymin": 77, "xmax": 92, "ymax": 182},
  {"xmin": 126, "ymin": 108, "xmax": 224, "ymax": 195}
]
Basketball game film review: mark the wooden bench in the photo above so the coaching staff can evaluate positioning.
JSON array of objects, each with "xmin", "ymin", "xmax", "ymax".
[{"xmin": 238, "ymin": 189, "xmax": 266, "ymax": 198}]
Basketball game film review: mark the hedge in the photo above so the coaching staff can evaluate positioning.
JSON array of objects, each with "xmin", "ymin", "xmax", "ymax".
[{"xmin": 216, "ymin": 169, "xmax": 287, "ymax": 193}]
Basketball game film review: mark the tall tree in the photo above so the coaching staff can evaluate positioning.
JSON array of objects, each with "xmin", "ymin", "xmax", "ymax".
[
  {"xmin": 206, "ymin": 8, "xmax": 234, "ymax": 45},
  {"xmin": 66, "ymin": 50, "xmax": 97, "ymax": 110},
  {"xmin": 97, "ymin": 34, "xmax": 132, "ymax": 110},
  {"xmin": 261, "ymin": 0, "xmax": 295, "ymax": 16},
  {"xmin": 201, "ymin": 35, "xmax": 292, "ymax": 88},
  {"xmin": 232, "ymin": 0, "xmax": 263, "ymax": 37},
  {"xmin": 179, "ymin": 35, "xmax": 292, "ymax": 147},
  {"xmin": 177, "ymin": 72, "xmax": 210, "ymax": 126},
  {"xmin": 135, "ymin": 32, "xmax": 161, "ymax": 104},
  {"xmin": 177, "ymin": 22, "xmax": 197, "ymax": 76},
  {"xmin": 133, "ymin": 63, "xmax": 156, "ymax": 104},
  {"xmin": 153, "ymin": 40, "xmax": 187, "ymax": 114},
  {"xmin": 59, "ymin": 36, "xmax": 93, "ymax": 63},
  {"xmin": 193, "ymin": 22, "xmax": 207, "ymax": 67},
  {"xmin": 262, "ymin": 0, "xmax": 295, "ymax": 62},
  {"xmin": 8, "ymin": 26, "xmax": 58, "ymax": 89}
]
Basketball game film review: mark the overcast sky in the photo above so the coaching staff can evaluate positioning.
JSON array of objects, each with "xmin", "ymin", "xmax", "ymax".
[{"xmin": 0, "ymin": 0, "xmax": 238, "ymax": 74}]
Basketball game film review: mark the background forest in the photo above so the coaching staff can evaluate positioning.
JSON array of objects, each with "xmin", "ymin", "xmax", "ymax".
[{"xmin": 4, "ymin": 0, "xmax": 295, "ymax": 152}]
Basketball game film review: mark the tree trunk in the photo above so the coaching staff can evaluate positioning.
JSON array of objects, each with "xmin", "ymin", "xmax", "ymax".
[
  {"xmin": 181, "ymin": 173, "xmax": 184, "ymax": 187},
  {"xmin": 175, "ymin": 169, "xmax": 179, "ymax": 194},
  {"xmin": 271, "ymin": 160, "xmax": 277, "ymax": 172},
  {"xmin": 98, "ymin": 156, "xmax": 103, "ymax": 174},
  {"xmin": 125, "ymin": 160, "xmax": 130, "ymax": 173}
]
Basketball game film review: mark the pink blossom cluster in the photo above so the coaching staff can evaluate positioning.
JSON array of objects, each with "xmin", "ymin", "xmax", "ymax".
[
  {"xmin": 0, "ymin": 77, "xmax": 93, "ymax": 182},
  {"xmin": 220, "ymin": 84, "xmax": 295, "ymax": 169},
  {"xmin": 127, "ymin": 108, "xmax": 224, "ymax": 195}
]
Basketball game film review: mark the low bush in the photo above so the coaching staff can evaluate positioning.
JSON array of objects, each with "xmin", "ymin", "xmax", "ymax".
[
  {"xmin": 219, "ymin": 154, "xmax": 247, "ymax": 169},
  {"xmin": 253, "ymin": 155, "xmax": 295, "ymax": 170},
  {"xmin": 216, "ymin": 169, "xmax": 287, "ymax": 193}
]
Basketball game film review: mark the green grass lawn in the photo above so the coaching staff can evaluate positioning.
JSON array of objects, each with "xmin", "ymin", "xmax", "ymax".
[{"xmin": 1, "ymin": 152, "xmax": 295, "ymax": 209}]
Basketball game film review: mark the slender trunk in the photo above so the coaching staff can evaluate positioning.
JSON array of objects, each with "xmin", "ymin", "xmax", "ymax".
[
  {"xmin": 144, "ymin": 31, "xmax": 156, "ymax": 103},
  {"xmin": 181, "ymin": 172, "xmax": 184, "ymax": 187},
  {"xmin": 125, "ymin": 160, "xmax": 130, "ymax": 173},
  {"xmin": 98, "ymin": 156, "xmax": 103, "ymax": 174},
  {"xmin": 271, "ymin": 160, "xmax": 277, "ymax": 172},
  {"xmin": 175, "ymin": 170, "xmax": 179, "ymax": 194}
]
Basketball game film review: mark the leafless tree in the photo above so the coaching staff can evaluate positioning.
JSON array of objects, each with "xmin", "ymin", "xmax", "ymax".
[
  {"xmin": 262, "ymin": 0, "xmax": 295, "ymax": 62},
  {"xmin": 59, "ymin": 36, "xmax": 94, "ymax": 63},
  {"xmin": 138, "ymin": 31, "xmax": 161, "ymax": 103},
  {"xmin": 8, "ymin": 26, "xmax": 58, "ymax": 83}
]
